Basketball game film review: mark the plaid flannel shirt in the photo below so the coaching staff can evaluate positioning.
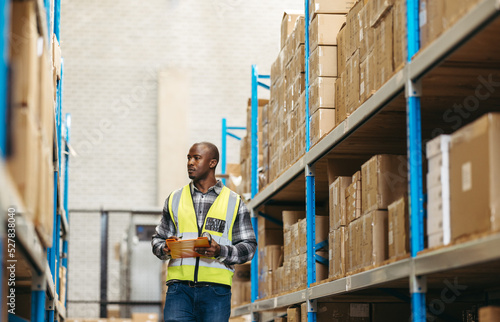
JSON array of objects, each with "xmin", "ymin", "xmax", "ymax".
[{"xmin": 152, "ymin": 181, "xmax": 257, "ymax": 266}]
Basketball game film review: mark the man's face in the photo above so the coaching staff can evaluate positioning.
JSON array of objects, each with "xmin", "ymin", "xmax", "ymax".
[{"xmin": 187, "ymin": 144, "xmax": 215, "ymax": 181}]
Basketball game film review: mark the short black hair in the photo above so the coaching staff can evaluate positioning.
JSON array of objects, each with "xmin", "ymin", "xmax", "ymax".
[{"xmin": 194, "ymin": 142, "xmax": 219, "ymax": 167}]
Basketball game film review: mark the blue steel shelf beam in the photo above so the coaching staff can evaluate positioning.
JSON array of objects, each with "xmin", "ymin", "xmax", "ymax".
[
  {"xmin": 250, "ymin": 65, "xmax": 270, "ymax": 313},
  {"xmin": 221, "ymin": 118, "xmax": 245, "ymax": 185},
  {"xmin": 406, "ymin": 0, "xmax": 426, "ymax": 321},
  {"xmin": 257, "ymin": 212, "xmax": 283, "ymax": 227}
]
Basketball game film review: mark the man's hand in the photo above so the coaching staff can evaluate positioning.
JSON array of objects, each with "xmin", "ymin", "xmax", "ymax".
[
  {"xmin": 195, "ymin": 237, "xmax": 221, "ymax": 258},
  {"xmin": 163, "ymin": 236, "xmax": 178, "ymax": 256}
]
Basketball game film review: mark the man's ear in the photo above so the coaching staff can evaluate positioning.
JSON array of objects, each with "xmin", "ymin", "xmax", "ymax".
[{"xmin": 209, "ymin": 159, "xmax": 217, "ymax": 169}]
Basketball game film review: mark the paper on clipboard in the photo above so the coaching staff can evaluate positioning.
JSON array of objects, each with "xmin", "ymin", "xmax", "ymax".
[{"xmin": 166, "ymin": 237, "xmax": 210, "ymax": 259}]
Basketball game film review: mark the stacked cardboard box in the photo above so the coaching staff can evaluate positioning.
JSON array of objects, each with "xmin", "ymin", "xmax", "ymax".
[
  {"xmin": 7, "ymin": 1, "xmax": 56, "ymax": 248},
  {"xmin": 388, "ymin": 197, "xmax": 409, "ymax": 258},
  {"xmin": 328, "ymin": 176, "xmax": 351, "ymax": 279},
  {"xmin": 280, "ymin": 211, "xmax": 306, "ymax": 293},
  {"xmin": 332, "ymin": 154, "xmax": 408, "ymax": 273},
  {"xmin": 336, "ymin": 0, "xmax": 407, "ymax": 126},
  {"xmin": 257, "ymin": 207, "xmax": 284, "ymax": 298},
  {"xmin": 239, "ymin": 99, "xmax": 268, "ymax": 196},
  {"xmin": 361, "ymin": 154, "xmax": 408, "ymax": 216},
  {"xmin": 450, "ymin": 113, "xmax": 500, "ymax": 242},
  {"xmin": 301, "ymin": 302, "xmax": 370, "ymax": 321},
  {"xmin": 419, "ymin": 0, "xmax": 482, "ymax": 49},
  {"xmin": 308, "ymin": 9, "xmax": 347, "ymax": 146},
  {"xmin": 232, "ymin": 263, "xmax": 252, "ymax": 308},
  {"xmin": 426, "ymin": 135, "xmax": 451, "ymax": 247}
]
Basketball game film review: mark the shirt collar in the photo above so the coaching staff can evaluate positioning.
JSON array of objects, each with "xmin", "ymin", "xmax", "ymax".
[{"xmin": 190, "ymin": 180, "xmax": 223, "ymax": 195}]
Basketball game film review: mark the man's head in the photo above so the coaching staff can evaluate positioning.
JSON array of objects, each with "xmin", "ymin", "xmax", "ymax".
[{"xmin": 187, "ymin": 142, "xmax": 219, "ymax": 181}]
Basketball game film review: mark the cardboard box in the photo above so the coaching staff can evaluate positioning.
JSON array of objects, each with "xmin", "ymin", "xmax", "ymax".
[
  {"xmin": 337, "ymin": 23, "xmax": 347, "ymax": 75},
  {"xmin": 316, "ymin": 251, "xmax": 329, "ymax": 282},
  {"xmin": 335, "ymin": 75, "xmax": 346, "ymax": 126},
  {"xmin": 428, "ymin": 231, "xmax": 444, "ymax": 248},
  {"xmin": 282, "ymin": 11, "xmax": 304, "ymax": 50},
  {"xmin": 7, "ymin": 108, "xmax": 40, "ymax": 221},
  {"xmin": 233, "ymin": 262, "xmax": 251, "ymax": 282},
  {"xmin": 388, "ymin": 197, "xmax": 409, "ymax": 259},
  {"xmin": 361, "ymin": 155, "xmax": 408, "ymax": 215},
  {"xmin": 419, "ymin": 0, "xmax": 445, "ymax": 49},
  {"xmin": 479, "ymin": 306, "xmax": 500, "ymax": 322},
  {"xmin": 293, "ymin": 74, "xmax": 306, "ymax": 108},
  {"xmin": 10, "ymin": 1, "xmax": 39, "ymax": 111},
  {"xmin": 309, "ymin": 77, "xmax": 336, "ymax": 115},
  {"xmin": 309, "ymin": 46, "xmax": 338, "ymax": 83},
  {"xmin": 346, "ymin": 50, "xmax": 360, "ymax": 114},
  {"xmin": 370, "ymin": 0, "xmax": 395, "ymax": 27},
  {"xmin": 317, "ymin": 303, "xmax": 370, "ymax": 321},
  {"xmin": 330, "ymin": 176, "xmax": 352, "ymax": 231},
  {"xmin": 293, "ymin": 17, "xmax": 305, "ymax": 50},
  {"xmin": 346, "ymin": 171, "xmax": 362, "ymax": 224},
  {"xmin": 293, "ymin": 45, "xmax": 306, "ymax": 77},
  {"xmin": 393, "ymin": 0, "xmax": 407, "ymax": 71},
  {"xmin": 361, "ymin": 210, "xmax": 388, "ymax": 268},
  {"xmin": 426, "ymin": 135, "xmax": 451, "ymax": 244},
  {"xmin": 265, "ymin": 245, "xmax": 283, "ymax": 272},
  {"xmin": 283, "ymin": 210, "xmax": 306, "ymax": 232},
  {"xmin": 374, "ymin": 10, "xmax": 394, "ymax": 90},
  {"xmin": 359, "ymin": 3, "xmax": 375, "ymax": 62},
  {"xmin": 36, "ymin": 143, "xmax": 54, "ymax": 247},
  {"xmin": 309, "ymin": 0, "xmax": 355, "ymax": 19},
  {"xmin": 301, "ymin": 302, "xmax": 308, "ymax": 321},
  {"xmin": 310, "ymin": 108, "xmax": 336, "ymax": 147},
  {"xmin": 450, "ymin": 113, "xmax": 500, "ymax": 241},
  {"xmin": 316, "ymin": 215, "xmax": 329, "ymax": 244},
  {"xmin": 271, "ymin": 55, "xmax": 281, "ymax": 86},
  {"xmin": 287, "ymin": 306, "xmax": 301, "ymax": 322},
  {"xmin": 329, "ymin": 227, "xmax": 345, "ymax": 279},
  {"xmin": 131, "ymin": 313, "xmax": 158, "ymax": 322},
  {"xmin": 359, "ymin": 54, "xmax": 374, "ymax": 104},
  {"xmin": 299, "ymin": 218, "xmax": 307, "ymax": 254},
  {"xmin": 309, "ymin": 14, "xmax": 346, "ymax": 53},
  {"xmin": 346, "ymin": 0, "xmax": 363, "ymax": 58}
]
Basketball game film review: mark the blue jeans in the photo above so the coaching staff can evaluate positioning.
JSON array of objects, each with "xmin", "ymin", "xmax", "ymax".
[{"xmin": 163, "ymin": 282, "xmax": 231, "ymax": 322}]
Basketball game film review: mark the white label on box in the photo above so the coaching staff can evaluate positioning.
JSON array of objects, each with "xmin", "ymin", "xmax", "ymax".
[
  {"xmin": 462, "ymin": 162, "xmax": 472, "ymax": 192},
  {"xmin": 419, "ymin": 3, "xmax": 427, "ymax": 27},
  {"xmin": 360, "ymin": 29, "xmax": 363, "ymax": 41},
  {"xmin": 350, "ymin": 303, "xmax": 370, "ymax": 317},
  {"xmin": 329, "ymin": 248, "xmax": 332, "ymax": 260},
  {"xmin": 315, "ymin": 3, "xmax": 320, "ymax": 11},
  {"xmin": 360, "ymin": 81, "xmax": 365, "ymax": 95},
  {"xmin": 388, "ymin": 229, "xmax": 393, "ymax": 245}
]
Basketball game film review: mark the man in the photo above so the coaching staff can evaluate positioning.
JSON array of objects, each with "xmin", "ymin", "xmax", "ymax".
[{"xmin": 152, "ymin": 142, "xmax": 257, "ymax": 322}]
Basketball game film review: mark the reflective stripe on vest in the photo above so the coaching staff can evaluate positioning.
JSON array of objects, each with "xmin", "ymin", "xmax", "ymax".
[{"xmin": 167, "ymin": 184, "xmax": 240, "ymax": 286}]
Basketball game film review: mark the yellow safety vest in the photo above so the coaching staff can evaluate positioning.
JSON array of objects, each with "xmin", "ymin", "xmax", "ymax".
[{"xmin": 167, "ymin": 184, "xmax": 240, "ymax": 286}]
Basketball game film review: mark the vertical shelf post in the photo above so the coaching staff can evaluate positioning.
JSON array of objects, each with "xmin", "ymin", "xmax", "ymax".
[
  {"xmin": 305, "ymin": 0, "xmax": 317, "ymax": 321},
  {"xmin": 407, "ymin": 0, "xmax": 426, "ymax": 321},
  {"xmin": 0, "ymin": 2, "xmax": 10, "ymax": 319},
  {"xmin": 0, "ymin": 0, "xmax": 9, "ymax": 156},
  {"xmin": 221, "ymin": 118, "xmax": 228, "ymax": 185},
  {"xmin": 250, "ymin": 64, "xmax": 259, "ymax": 306}
]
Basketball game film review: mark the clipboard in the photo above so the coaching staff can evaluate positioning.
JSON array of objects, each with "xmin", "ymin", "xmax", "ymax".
[{"xmin": 166, "ymin": 237, "xmax": 210, "ymax": 259}]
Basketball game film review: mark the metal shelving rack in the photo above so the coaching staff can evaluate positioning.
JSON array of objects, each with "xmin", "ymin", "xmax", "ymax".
[
  {"xmin": 0, "ymin": 0, "xmax": 70, "ymax": 321},
  {"xmin": 236, "ymin": 0, "xmax": 500, "ymax": 321}
]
